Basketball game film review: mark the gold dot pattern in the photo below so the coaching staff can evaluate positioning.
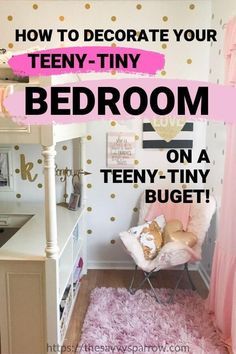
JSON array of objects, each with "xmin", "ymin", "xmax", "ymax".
[
  {"xmin": 14, "ymin": 145, "xmax": 19, "ymax": 150},
  {"xmin": 158, "ymin": 170, "xmax": 164, "ymax": 176},
  {"xmin": 37, "ymin": 183, "xmax": 43, "ymax": 189},
  {"xmin": 111, "ymin": 70, "xmax": 116, "ymax": 75},
  {"xmin": 2, "ymin": 2, "xmax": 221, "ymax": 266},
  {"xmin": 62, "ymin": 145, "xmax": 67, "ymax": 151},
  {"xmin": 133, "ymin": 207, "xmax": 138, "ymax": 212},
  {"xmin": 87, "ymin": 207, "xmax": 92, "ymax": 212},
  {"xmin": 182, "ymin": 184, "xmax": 187, "ymax": 189},
  {"xmin": 110, "ymin": 239, "xmax": 116, "ymax": 244},
  {"xmin": 187, "ymin": 58, "xmax": 192, "ymax": 64},
  {"xmin": 110, "ymin": 216, "xmax": 116, "ymax": 222},
  {"xmin": 161, "ymin": 70, "xmax": 166, "ymax": 76},
  {"xmin": 133, "ymin": 184, "xmax": 139, "ymax": 189},
  {"xmin": 111, "ymin": 121, "xmax": 116, "ymax": 126}
]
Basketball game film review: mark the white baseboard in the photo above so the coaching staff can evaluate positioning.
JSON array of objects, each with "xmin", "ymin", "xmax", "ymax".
[
  {"xmin": 198, "ymin": 263, "xmax": 210, "ymax": 289},
  {"xmin": 88, "ymin": 261, "xmax": 199, "ymax": 271},
  {"xmin": 88, "ymin": 260, "xmax": 135, "ymax": 270}
]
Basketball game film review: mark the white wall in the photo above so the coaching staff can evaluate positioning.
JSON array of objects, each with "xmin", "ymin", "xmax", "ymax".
[
  {"xmin": 200, "ymin": 0, "xmax": 236, "ymax": 281},
  {"xmin": 0, "ymin": 141, "xmax": 74, "ymax": 204},
  {"xmin": 0, "ymin": 1, "xmax": 212, "ymax": 268}
]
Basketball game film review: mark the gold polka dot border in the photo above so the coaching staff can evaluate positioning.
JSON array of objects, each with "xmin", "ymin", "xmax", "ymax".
[
  {"xmin": 161, "ymin": 70, "xmax": 166, "ymax": 76},
  {"xmin": 87, "ymin": 229, "xmax": 92, "ymax": 235},
  {"xmin": 110, "ymin": 216, "xmax": 116, "ymax": 222},
  {"xmin": 14, "ymin": 145, "xmax": 19, "ymax": 150},
  {"xmin": 111, "ymin": 121, "xmax": 116, "ymax": 127},
  {"xmin": 111, "ymin": 16, "xmax": 117, "ymax": 22},
  {"xmin": 133, "ymin": 207, "xmax": 138, "ymax": 212},
  {"xmin": 85, "ymin": 3, "xmax": 91, "ymax": 9},
  {"xmin": 37, "ymin": 159, "xmax": 42, "ymax": 164},
  {"xmin": 162, "ymin": 43, "xmax": 167, "ymax": 49},
  {"xmin": 133, "ymin": 184, "xmax": 139, "ymax": 189},
  {"xmin": 134, "ymin": 160, "xmax": 139, "ymax": 165},
  {"xmin": 33, "ymin": 4, "xmax": 38, "ymax": 10},
  {"xmin": 189, "ymin": 4, "xmax": 195, "ymax": 10},
  {"xmin": 87, "ymin": 183, "xmax": 92, "ymax": 189},
  {"xmin": 187, "ymin": 58, "xmax": 192, "ymax": 64},
  {"xmin": 87, "ymin": 207, "xmax": 92, "ymax": 212},
  {"xmin": 59, "ymin": 16, "xmax": 65, "ymax": 21},
  {"xmin": 162, "ymin": 16, "xmax": 168, "ymax": 22},
  {"xmin": 182, "ymin": 184, "xmax": 187, "ymax": 189},
  {"xmin": 15, "ymin": 168, "xmax": 20, "ymax": 174},
  {"xmin": 110, "ymin": 239, "xmax": 116, "ymax": 244},
  {"xmin": 135, "ymin": 135, "xmax": 139, "ymax": 140},
  {"xmin": 7, "ymin": 16, "xmax": 13, "ymax": 21},
  {"xmin": 8, "ymin": 43, "xmax": 14, "ymax": 49},
  {"xmin": 110, "ymin": 193, "xmax": 116, "ymax": 199},
  {"xmin": 37, "ymin": 183, "xmax": 43, "ymax": 189},
  {"xmin": 62, "ymin": 145, "xmax": 67, "ymax": 151},
  {"xmin": 16, "ymin": 193, "xmax": 21, "ymax": 199},
  {"xmin": 87, "ymin": 135, "xmax": 92, "ymax": 141},
  {"xmin": 136, "ymin": 4, "xmax": 142, "ymax": 10},
  {"xmin": 87, "ymin": 159, "xmax": 92, "ymax": 164}
]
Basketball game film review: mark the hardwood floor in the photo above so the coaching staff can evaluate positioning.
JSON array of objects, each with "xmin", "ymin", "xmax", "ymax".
[{"xmin": 63, "ymin": 269, "xmax": 208, "ymax": 351}]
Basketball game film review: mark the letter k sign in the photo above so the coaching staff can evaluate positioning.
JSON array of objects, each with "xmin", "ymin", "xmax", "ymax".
[{"xmin": 20, "ymin": 154, "xmax": 38, "ymax": 182}]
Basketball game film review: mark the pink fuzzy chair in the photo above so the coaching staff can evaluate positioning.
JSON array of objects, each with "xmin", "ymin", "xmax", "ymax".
[{"xmin": 120, "ymin": 193, "xmax": 216, "ymax": 303}]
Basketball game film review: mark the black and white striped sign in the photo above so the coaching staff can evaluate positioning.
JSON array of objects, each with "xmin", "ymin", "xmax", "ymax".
[{"xmin": 142, "ymin": 120, "xmax": 194, "ymax": 149}]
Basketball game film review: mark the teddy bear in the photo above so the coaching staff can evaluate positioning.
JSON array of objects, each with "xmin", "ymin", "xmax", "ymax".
[{"xmin": 139, "ymin": 220, "xmax": 164, "ymax": 260}]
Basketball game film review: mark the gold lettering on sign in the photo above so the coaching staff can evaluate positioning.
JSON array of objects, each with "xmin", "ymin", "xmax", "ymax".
[{"xmin": 20, "ymin": 154, "xmax": 38, "ymax": 182}]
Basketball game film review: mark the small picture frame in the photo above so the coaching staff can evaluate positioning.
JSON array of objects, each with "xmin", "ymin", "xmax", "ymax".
[
  {"xmin": 68, "ymin": 193, "xmax": 80, "ymax": 211},
  {"xmin": 0, "ymin": 147, "xmax": 14, "ymax": 191}
]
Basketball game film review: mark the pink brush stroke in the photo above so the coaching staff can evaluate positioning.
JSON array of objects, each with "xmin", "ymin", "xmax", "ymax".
[
  {"xmin": 8, "ymin": 46, "xmax": 165, "ymax": 76},
  {"xmin": 4, "ymin": 78, "xmax": 236, "ymax": 125}
]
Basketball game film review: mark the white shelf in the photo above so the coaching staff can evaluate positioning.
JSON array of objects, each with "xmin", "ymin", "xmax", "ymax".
[{"xmin": 0, "ymin": 203, "xmax": 85, "ymax": 261}]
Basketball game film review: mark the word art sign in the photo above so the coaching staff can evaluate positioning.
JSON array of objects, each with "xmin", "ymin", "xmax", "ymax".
[{"xmin": 107, "ymin": 132, "xmax": 136, "ymax": 168}]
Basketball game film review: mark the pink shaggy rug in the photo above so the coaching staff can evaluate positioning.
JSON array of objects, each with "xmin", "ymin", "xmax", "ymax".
[{"xmin": 79, "ymin": 288, "xmax": 227, "ymax": 354}]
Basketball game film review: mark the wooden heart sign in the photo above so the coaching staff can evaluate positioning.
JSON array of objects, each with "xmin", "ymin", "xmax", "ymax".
[{"xmin": 151, "ymin": 117, "xmax": 186, "ymax": 142}]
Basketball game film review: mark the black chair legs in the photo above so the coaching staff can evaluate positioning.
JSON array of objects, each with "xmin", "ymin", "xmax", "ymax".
[{"xmin": 128, "ymin": 263, "xmax": 197, "ymax": 304}]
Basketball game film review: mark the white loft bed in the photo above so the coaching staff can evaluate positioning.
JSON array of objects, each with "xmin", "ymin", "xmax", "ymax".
[{"xmin": 0, "ymin": 60, "xmax": 87, "ymax": 354}]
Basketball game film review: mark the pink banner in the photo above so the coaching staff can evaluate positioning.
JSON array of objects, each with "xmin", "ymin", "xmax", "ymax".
[
  {"xmin": 8, "ymin": 46, "xmax": 165, "ymax": 76},
  {"xmin": 4, "ymin": 78, "xmax": 236, "ymax": 125}
]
